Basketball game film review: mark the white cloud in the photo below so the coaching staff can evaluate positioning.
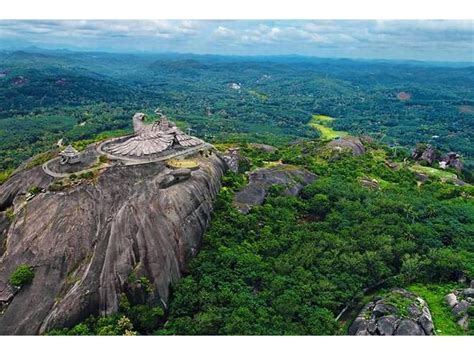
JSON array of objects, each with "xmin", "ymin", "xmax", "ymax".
[{"xmin": 0, "ymin": 20, "xmax": 472, "ymax": 61}]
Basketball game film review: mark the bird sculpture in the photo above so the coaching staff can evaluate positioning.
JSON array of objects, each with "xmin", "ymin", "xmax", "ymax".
[{"xmin": 106, "ymin": 112, "xmax": 203, "ymax": 157}]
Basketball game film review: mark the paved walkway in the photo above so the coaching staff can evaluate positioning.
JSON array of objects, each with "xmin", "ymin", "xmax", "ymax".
[{"xmin": 42, "ymin": 157, "xmax": 109, "ymax": 179}]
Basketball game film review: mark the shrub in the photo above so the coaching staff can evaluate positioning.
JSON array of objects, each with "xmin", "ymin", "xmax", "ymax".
[
  {"xmin": 27, "ymin": 186, "xmax": 42, "ymax": 195},
  {"xmin": 79, "ymin": 171, "xmax": 94, "ymax": 180},
  {"xmin": 467, "ymin": 306, "xmax": 474, "ymax": 317},
  {"xmin": 9, "ymin": 264, "xmax": 35, "ymax": 287},
  {"xmin": 98, "ymin": 155, "xmax": 108, "ymax": 164}
]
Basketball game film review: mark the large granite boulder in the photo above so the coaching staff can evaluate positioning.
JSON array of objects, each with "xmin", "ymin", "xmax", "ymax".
[
  {"xmin": 327, "ymin": 137, "xmax": 365, "ymax": 156},
  {"xmin": 349, "ymin": 288, "xmax": 434, "ymax": 336},
  {"xmin": 0, "ymin": 153, "xmax": 226, "ymax": 334},
  {"xmin": 233, "ymin": 164, "xmax": 317, "ymax": 214},
  {"xmin": 440, "ymin": 152, "xmax": 463, "ymax": 171},
  {"xmin": 411, "ymin": 145, "xmax": 438, "ymax": 166},
  {"xmin": 221, "ymin": 147, "xmax": 241, "ymax": 173},
  {"xmin": 249, "ymin": 143, "xmax": 277, "ymax": 153}
]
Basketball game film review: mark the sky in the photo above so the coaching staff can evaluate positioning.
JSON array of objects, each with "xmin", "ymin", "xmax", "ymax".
[{"xmin": 0, "ymin": 20, "xmax": 473, "ymax": 62}]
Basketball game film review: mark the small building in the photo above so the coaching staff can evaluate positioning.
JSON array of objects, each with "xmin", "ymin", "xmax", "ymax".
[{"xmin": 59, "ymin": 145, "xmax": 81, "ymax": 165}]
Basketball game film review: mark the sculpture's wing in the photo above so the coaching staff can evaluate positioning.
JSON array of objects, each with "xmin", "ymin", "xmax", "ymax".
[
  {"xmin": 107, "ymin": 133, "xmax": 174, "ymax": 157},
  {"xmin": 174, "ymin": 133, "xmax": 204, "ymax": 147}
]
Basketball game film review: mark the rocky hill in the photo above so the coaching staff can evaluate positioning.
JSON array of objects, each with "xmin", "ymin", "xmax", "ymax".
[{"xmin": 0, "ymin": 153, "xmax": 227, "ymax": 334}]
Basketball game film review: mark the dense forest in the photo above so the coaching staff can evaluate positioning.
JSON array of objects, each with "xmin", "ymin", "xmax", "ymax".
[
  {"xmin": 1, "ymin": 49, "xmax": 473, "ymax": 176},
  {"xmin": 48, "ymin": 140, "xmax": 474, "ymax": 335},
  {"xmin": 1, "ymin": 49, "xmax": 473, "ymax": 335}
]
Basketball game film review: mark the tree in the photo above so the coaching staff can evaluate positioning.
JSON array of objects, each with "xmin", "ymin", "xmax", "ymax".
[{"xmin": 9, "ymin": 264, "xmax": 35, "ymax": 287}]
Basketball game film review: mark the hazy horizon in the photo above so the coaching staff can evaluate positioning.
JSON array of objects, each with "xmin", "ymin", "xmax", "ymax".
[{"xmin": 1, "ymin": 20, "xmax": 473, "ymax": 63}]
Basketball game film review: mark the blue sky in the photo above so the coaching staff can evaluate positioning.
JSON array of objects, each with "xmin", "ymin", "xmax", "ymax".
[{"xmin": 0, "ymin": 20, "xmax": 473, "ymax": 62}]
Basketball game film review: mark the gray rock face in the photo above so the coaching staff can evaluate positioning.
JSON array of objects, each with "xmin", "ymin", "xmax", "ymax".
[
  {"xmin": 0, "ymin": 166, "xmax": 53, "ymax": 212},
  {"xmin": 445, "ymin": 293, "xmax": 458, "ymax": 308},
  {"xmin": 327, "ymin": 137, "xmax": 366, "ymax": 156},
  {"xmin": 377, "ymin": 315, "xmax": 397, "ymax": 335},
  {"xmin": 233, "ymin": 164, "xmax": 317, "ymax": 214},
  {"xmin": 395, "ymin": 319, "xmax": 424, "ymax": 335},
  {"xmin": 445, "ymin": 285, "xmax": 473, "ymax": 331},
  {"xmin": 158, "ymin": 168, "xmax": 193, "ymax": 188},
  {"xmin": 452, "ymin": 300, "xmax": 470, "ymax": 316},
  {"xmin": 0, "ymin": 154, "xmax": 226, "ymax": 334},
  {"xmin": 441, "ymin": 152, "xmax": 463, "ymax": 171},
  {"xmin": 412, "ymin": 145, "xmax": 438, "ymax": 166},
  {"xmin": 249, "ymin": 143, "xmax": 277, "ymax": 153},
  {"xmin": 349, "ymin": 288, "xmax": 434, "ymax": 336},
  {"xmin": 462, "ymin": 288, "xmax": 474, "ymax": 298},
  {"xmin": 221, "ymin": 147, "xmax": 241, "ymax": 173}
]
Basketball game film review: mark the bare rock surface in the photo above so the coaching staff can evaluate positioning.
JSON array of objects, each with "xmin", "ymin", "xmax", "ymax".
[
  {"xmin": 440, "ymin": 152, "xmax": 463, "ymax": 171},
  {"xmin": 327, "ymin": 137, "xmax": 366, "ymax": 156},
  {"xmin": 249, "ymin": 143, "xmax": 277, "ymax": 153},
  {"xmin": 0, "ymin": 153, "xmax": 226, "ymax": 334},
  {"xmin": 234, "ymin": 164, "xmax": 317, "ymax": 214},
  {"xmin": 411, "ymin": 145, "xmax": 439, "ymax": 166},
  {"xmin": 349, "ymin": 288, "xmax": 434, "ymax": 336},
  {"xmin": 221, "ymin": 147, "xmax": 241, "ymax": 173}
]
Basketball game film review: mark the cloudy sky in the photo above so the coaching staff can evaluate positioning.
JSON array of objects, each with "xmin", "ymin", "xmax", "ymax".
[{"xmin": 0, "ymin": 20, "xmax": 473, "ymax": 62}]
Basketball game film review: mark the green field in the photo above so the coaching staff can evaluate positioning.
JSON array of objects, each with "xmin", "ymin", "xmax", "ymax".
[
  {"xmin": 312, "ymin": 114, "xmax": 335, "ymax": 123},
  {"xmin": 407, "ymin": 284, "xmax": 465, "ymax": 335},
  {"xmin": 308, "ymin": 114, "xmax": 348, "ymax": 140},
  {"xmin": 409, "ymin": 164, "xmax": 458, "ymax": 181}
]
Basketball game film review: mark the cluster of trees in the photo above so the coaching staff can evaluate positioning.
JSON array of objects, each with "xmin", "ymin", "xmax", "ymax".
[
  {"xmin": 1, "ymin": 50, "xmax": 472, "ymax": 177},
  {"xmin": 49, "ymin": 142, "xmax": 473, "ymax": 335}
]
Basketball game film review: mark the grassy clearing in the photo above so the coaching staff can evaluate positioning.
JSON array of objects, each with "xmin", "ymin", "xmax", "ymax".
[
  {"xmin": 410, "ymin": 164, "xmax": 457, "ymax": 181},
  {"xmin": 407, "ymin": 283, "xmax": 465, "ymax": 336},
  {"xmin": 249, "ymin": 90, "xmax": 268, "ymax": 101},
  {"xmin": 308, "ymin": 115, "xmax": 348, "ymax": 140},
  {"xmin": 309, "ymin": 122, "xmax": 348, "ymax": 140},
  {"xmin": 311, "ymin": 114, "xmax": 335, "ymax": 123}
]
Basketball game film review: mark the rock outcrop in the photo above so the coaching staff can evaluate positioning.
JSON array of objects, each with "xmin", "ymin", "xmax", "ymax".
[
  {"xmin": 221, "ymin": 147, "xmax": 241, "ymax": 173},
  {"xmin": 411, "ymin": 145, "xmax": 438, "ymax": 166},
  {"xmin": 0, "ymin": 153, "xmax": 226, "ymax": 334},
  {"xmin": 327, "ymin": 137, "xmax": 365, "ymax": 156},
  {"xmin": 439, "ymin": 152, "xmax": 463, "ymax": 172},
  {"xmin": 444, "ymin": 281, "xmax": 474, "ymax": 330},
  {"xmin": 349, "ymin": 288, "xmax": 434, "ymax": 336},
  {"xmin": 234, "ymin": 164, "xmax": 317, "ymax": 214},
  {"xmin": 249, "ymin": 143, "xmax": 277, "ymax": 153}
]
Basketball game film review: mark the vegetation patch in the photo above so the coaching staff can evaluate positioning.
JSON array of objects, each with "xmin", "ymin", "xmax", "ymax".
[
  {"xmin": 311, "ymin": 114, "xmax": 335, "ymax": 123},
  {"xmin": 308, "ymin": 115, "xmax": 348, "ymax": 140},
  {"xmin": 407, "ymin": 283, "xmax": 465, "ymax": 335},
  {"xmin": 248, "ymin": 90, "xmax": 268, "ymax": 101},
  {"xmin": 0, "ymin": 168, "xmax": 14, "ymax": 185},
  {"xmin": 9, "ymin": 264, "xmax": 35, "ymax": 288},
  {"xmin": 24, "ymin": 150, "xmax": 58, "ymax": 170},
  {"xmin": 410, "ymin": 164, "xmax": 458, "ymax": 181}
]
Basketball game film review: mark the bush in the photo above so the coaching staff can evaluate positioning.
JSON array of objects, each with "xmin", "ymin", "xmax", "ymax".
[
  {"xmin": 467, "ymin": 306, "xmax": 474, "ymax": 317},
  {"xmin": 9, "ymin": 264, "xmax": 35, "ymax": 287},
  {"xmin": 98, "ymin": 155, "xmax": 108, "ymax": 164},
  {"xmin": 79, "ymin": 171, "xmax": 94, "ymax": 180},
  {"xmin": 27, "ymin": 186, "xmax": 42, "ymax": 195}
]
